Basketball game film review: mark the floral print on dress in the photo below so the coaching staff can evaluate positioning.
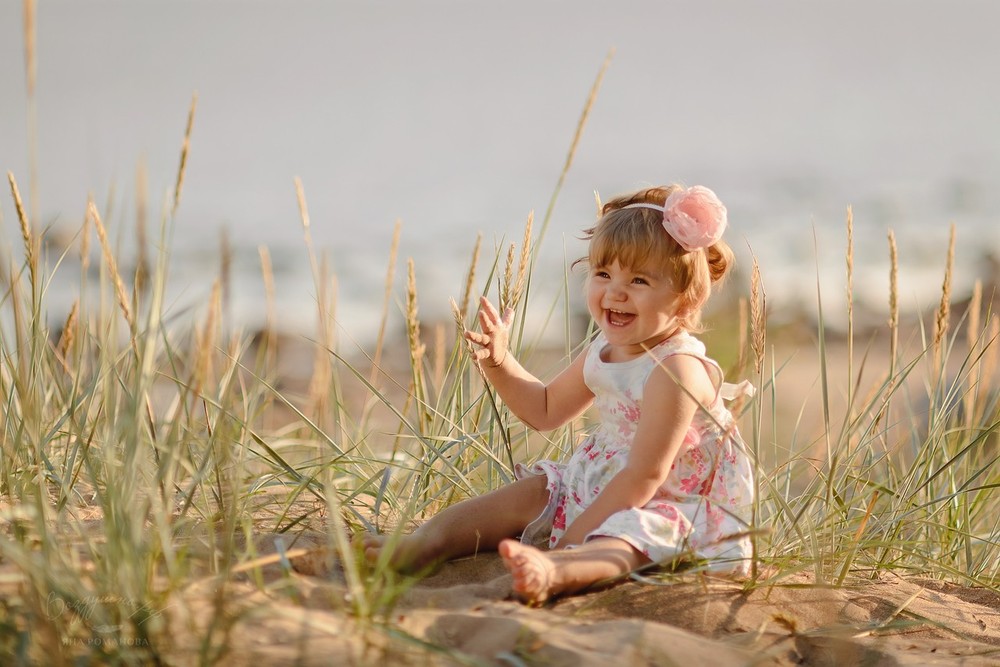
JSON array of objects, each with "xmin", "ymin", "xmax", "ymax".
[{"xmin": 516, "ymin": 331, "xmax": 754, "ymax": 575}]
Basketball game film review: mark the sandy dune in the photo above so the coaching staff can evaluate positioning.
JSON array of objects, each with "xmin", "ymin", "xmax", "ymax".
[{"xmin": 158, "ymin": 531, "xmax": 1000, "ymax": 666}]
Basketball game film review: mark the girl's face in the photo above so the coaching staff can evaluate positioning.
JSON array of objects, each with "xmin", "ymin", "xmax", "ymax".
[{"xmin": 586, "ymin": 258, "xmax": 682, "ymax": 361}]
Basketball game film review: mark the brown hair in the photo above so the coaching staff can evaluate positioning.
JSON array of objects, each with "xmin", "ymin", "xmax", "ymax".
[{"xmin": 578, "ymin": 185, "xmax": 734, "ymax": 332}]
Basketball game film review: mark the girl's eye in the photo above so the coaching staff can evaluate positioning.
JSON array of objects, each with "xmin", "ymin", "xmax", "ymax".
[
  {"xmin": 632, "ymin": 277, "xmax": 649, "ymax": 285},
  {"xmin": 594, "ymin": 270, "xmax": 610, "ymax": 279}
]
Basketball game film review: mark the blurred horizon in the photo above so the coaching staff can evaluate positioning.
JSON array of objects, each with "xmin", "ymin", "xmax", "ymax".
[{"xmin": 2, "ymin": 0, "xmax": 999, "ymax": 344}]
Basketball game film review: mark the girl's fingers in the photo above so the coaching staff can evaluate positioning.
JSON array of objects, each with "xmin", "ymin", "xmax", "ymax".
[
  {"xmin": 464, "ymin": 344, "xmax": 489, "ymax": 361},
  {"xmin": 465, "ymin": 328, "xmax": 493, "ymax": 344},
  {"xmin": 480, "ymin": 296, "xmax": 503, "ymax": 325},
  {"xmin": 464, "ymin": 297, "xmax": 510, "ymax": 365},
  {"xmin": 480, "ymin": 295, "xmax": 498, "ymax": 316},
  {"xmin": 478, "ymin": 297, "xmax": 511, "ymax": 333}
]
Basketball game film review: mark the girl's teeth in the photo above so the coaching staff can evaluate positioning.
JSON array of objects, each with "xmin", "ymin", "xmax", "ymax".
[{"xmin": 608, "ymin": 310, "xmax": 634, "ymax": 326}]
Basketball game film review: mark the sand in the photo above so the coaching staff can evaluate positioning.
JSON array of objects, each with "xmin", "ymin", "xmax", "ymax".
[
  {"xmin": 153, "ymin": 314, "xmax": 1000, "ymax": 666},
  {"xmin": 7, "ymin": 305, "xmax": 998, "ymax": 665},
  {"xmin": 157, "ymin": 310, "xmax": 1000, "ymax": 666},
  {"xmin": 156, "ymin": 529, "xmax": 1000, "ymax": 666}
]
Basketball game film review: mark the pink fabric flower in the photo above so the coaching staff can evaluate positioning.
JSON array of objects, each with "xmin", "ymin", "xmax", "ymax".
[
  {"xmin": 622, "ymin": 185, "xmax": 728, "ymax": 251},
  {"xmin": 662, "ymin": 186, "xmax": 728, "ymax": 251},
  {"xmin": 679, "ymin": 474, "xmax": 701, "ymax": 494}
]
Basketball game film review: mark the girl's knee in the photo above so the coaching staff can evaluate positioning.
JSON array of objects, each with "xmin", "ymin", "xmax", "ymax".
[
  {"xmin": 505, "ymin": 473, "xmax": 550, "ymax": 521},
  {"xmin": 522, "ymin": 473, "xmax": 551, "ymax": 503}
]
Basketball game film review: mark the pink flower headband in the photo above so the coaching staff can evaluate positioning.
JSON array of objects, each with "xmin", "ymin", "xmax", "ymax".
[{"xmin": 623, "ymin": 185, "xmax": 728, "ymax": 252}]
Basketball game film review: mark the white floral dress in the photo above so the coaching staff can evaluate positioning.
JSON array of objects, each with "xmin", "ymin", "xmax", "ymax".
[{"xmin": 516, "ymin": 331, "xmax": 754, "ymax": 574}]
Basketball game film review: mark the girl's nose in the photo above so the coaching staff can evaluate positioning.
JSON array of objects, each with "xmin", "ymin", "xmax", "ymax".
[{"xmin": 606, "ymin": 281, "xmax": 627, "ymax": 300}]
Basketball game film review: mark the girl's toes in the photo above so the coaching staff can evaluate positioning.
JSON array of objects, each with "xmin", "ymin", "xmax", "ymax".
[
  {"xmin": 499, "ymin": 539, "xmax": 555, "ymax": 604},
  {"xmin": 354, "ymin": 534, "xmax": 386, "ymax": 563}
]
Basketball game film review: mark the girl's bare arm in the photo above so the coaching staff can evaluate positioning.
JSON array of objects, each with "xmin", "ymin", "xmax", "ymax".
[{"xmin": 466, "ymin": 296, "xmax": 594, "ymax": 431}]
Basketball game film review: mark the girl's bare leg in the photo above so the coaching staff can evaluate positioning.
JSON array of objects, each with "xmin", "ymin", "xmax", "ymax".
[
  {"xmin": 360, "ymin": 474, "xmax": 551, "ymax": 573},
  {"xmin": 498, "ymin": 537, "xmax": 646, "ymax": 604}
]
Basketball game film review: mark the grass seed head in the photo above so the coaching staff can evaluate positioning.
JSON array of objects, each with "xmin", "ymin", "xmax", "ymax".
[
  {"xmin": 932, "ymin": 224, "xmax": 956, "ymax": 380},
  {"xmin": 750, "ymin": 256, "xmax": 766, "ymax": 375}
]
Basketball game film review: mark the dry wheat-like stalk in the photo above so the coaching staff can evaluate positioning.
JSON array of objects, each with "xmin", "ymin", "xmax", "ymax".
[
  {"xmin": 845, "ymin": 206, "xmax": 854, "ymax": 372},
  {"xmin": 23, "ymin": 0, "xmax": 36, "ymax": 96},
  {"xmin": 450, "ymin": 297, "xmax": 465, "ymax": 333},
  {"xmin": 173, "ymin": 93, "xmax": 197, "ymax": 216},
  {"xmin": 257, "ymin": 245, "xmax": 277, "ymax": 368},
  {"xmin": 219, "ymin": 227, "xmax": 232, "ymax": 330},
  {"xmin": 79, "ymin": 198, "xmax": 92, "ymax": 274},
  {"xmin": 10, "ymin": 266, "xmax": 27, "ymax": 371},
  {"xmin": 293, "ymin": 176, "xmax": 337, "ymax": 417},
  {"xmin": 887, "ymin": 229, "xmax": 899, "ymax": 375},
  {"xmin": 370, "ymin": 221, "xmax": 401, "ymax": 383},
  {"xmin": 23, "ymin": 0, "xmax": 38, "ymax": 219},
  {"xmin": 537, "ymin": 49, "xmax": 613, "ymax": 248},
  {"xmin": 406, "ymin": 260, "xmax": 426, "ymax": 368},
  {"xmin": 89, "ymin": 200, "xmax": 136, "ymax": 334},
  {"xmin": 432, "ymin": 323, "xmax": 446, "ymax": 392},
  {"xmin": 459, "ymin": 233, "xmax": 482, "ymax": 323},
  {"xmin": 8, "ymin": 171, "xmax": 36, "ymax": 289},
  {"xmin": 134, "ymin": 157, "xmax": 149, "ymax": 295},
  {"xmin": 500, "ymin": 242, "xmax": 516, "ymax": 312},
  {"xmin": 965, "ymin": 279, "xmax": 983, "ymax": 425},
  {"xmin": 453, "ymin": 295, "xmax": 489, "ymax": 383},
  {"xmin": 876, "ymin": 229, "xmax": 901, "ymax": 430},
  {"xmin": 594, "ymin": 190, "xmax": 603, "ymax": 218},
  {"xmin": 405, "ymin": 260, "xmax": 428, "ymax": 426},
  {"xmin": 294, "ymin": 176, "xmax": 324, "ymax": 296},
  {"xmin": 258, "ymin": 245, "xmax": 276, "ymax": 328},
  {"xmin": 0, "ymin": 207, "xmax": 5, "ymax": 286},
  {"xmin": 56, "ymin": 300, "xmax": 79, "ymax": 366},
  {"xmin": 967, "ymin": 280, "xmax": 982, "ymax": 357},
  {"xmin": 451, "ymin": 295, "xmax": 482, "ymax": 376},
  {"xmin": 509, "ymin": 211, "xmax": 533, "ymax": 311},
  {"xmin": 295, "ymin": 176, "xmax": 311, "ymax": 231},
  {"xmin": 750, "ymin": 256, "xmax": 766, "ymax": 375},
  {"xmin": 326, "ymin": 272, "xmax": 339, "ymax": 342},
  {"xmin": 845, "ymin": 207, "xmax": 857, "ymax": 424},
  {"xmin": 194, "ymin": 280, "xmax": 221, "ymax": 391},
  {"xmin": 984, "ymin": 314, "xmax": 1000, "ymax": 392},
  {"xmin": 307, "ymin": 271, "xmax": 337, "ymax": 422},
  {"xmin": 736, "ymin": 297, "xmax": 748, "ymax": 376},
  {"xmin": 932, "ymin": 224, "xmax": 956, "ymax": 383}
]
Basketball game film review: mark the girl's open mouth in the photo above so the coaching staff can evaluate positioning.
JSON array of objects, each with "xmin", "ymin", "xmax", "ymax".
[{"xmin": 607, "ymin": 309, "xmax": 635, "ymax": 327}]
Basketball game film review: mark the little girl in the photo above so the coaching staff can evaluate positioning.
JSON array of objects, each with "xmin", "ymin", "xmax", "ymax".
[{"xmin": 362, "ymin": 184, "xmax": 754, "ymax": 604}]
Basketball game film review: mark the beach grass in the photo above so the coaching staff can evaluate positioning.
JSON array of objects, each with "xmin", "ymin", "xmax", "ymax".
[
  {"xmin": 3, "ymin": 33, "xmax": 1000, "ymax": 666},
  {"xmin": 5, "ymin": 155, "xmax": 1000, "ymax": 666}
]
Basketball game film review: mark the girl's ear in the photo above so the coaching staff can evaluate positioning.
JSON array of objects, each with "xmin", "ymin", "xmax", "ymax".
[
  {"xmin": 672, "ymin": 297, "xmax": 692, "ymax": 318},
  {"xmin": 672, "ymin": 296, "xmax": 700, "ymax": 327}
]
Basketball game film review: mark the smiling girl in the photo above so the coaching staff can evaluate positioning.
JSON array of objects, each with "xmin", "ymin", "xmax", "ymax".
[{"xmin": 361, "ymin": 184, "xmax": 754, "ymax": 604}]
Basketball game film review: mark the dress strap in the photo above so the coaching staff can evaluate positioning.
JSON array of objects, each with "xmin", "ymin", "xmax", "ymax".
[
  {"xmin": 720, "ymin": 379, "xmax": 756, "ymax": 401},
  {"xmin": 653, "ymin": 333, "xmax": 754, "ymax": 404}
]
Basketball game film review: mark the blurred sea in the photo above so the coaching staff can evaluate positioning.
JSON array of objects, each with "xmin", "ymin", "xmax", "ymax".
[{"xmin": 2, "ymin": 1, "xmax": 999, "ymax": 346}]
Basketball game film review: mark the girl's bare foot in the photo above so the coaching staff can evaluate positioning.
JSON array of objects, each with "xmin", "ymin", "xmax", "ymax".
[
  {"xmin": 499, "ymin": 536, "xmax": 645, "ymax": 605},
  {"xmin": 498, "ymin": 539, "xmax": 563, "ymax": 604},
  {"xmin": 357, "ymin": 532, "xmax": 440, "ymax": 574}
]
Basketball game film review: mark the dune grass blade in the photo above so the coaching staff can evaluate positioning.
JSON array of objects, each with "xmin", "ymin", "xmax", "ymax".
[
  {"xmin": 535, "ymin": 49, "xmax": 613, "ymax": 250},
  {"xmin": 6, "ymin": 51, "xmax": 1000, "ymax": 664},
  {"xmin": 173, "ymin": 93, "xmax": 197, "ymax": 216}
]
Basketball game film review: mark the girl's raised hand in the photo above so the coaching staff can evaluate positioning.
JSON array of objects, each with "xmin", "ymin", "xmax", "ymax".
[{"xmin": 465, "ymin": 296, "xmax": 514, "ymax": 368}]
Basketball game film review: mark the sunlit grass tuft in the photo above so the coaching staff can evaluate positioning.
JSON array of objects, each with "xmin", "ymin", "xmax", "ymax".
[{"xmin": 3, "ymin": 45, "xmax": 1000, "ymax": 664}]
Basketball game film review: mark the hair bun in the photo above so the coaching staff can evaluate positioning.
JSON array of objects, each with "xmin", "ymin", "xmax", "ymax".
[{"xmin": 706, "ymin": 243, "xmax": 733, "ymax": 284}]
